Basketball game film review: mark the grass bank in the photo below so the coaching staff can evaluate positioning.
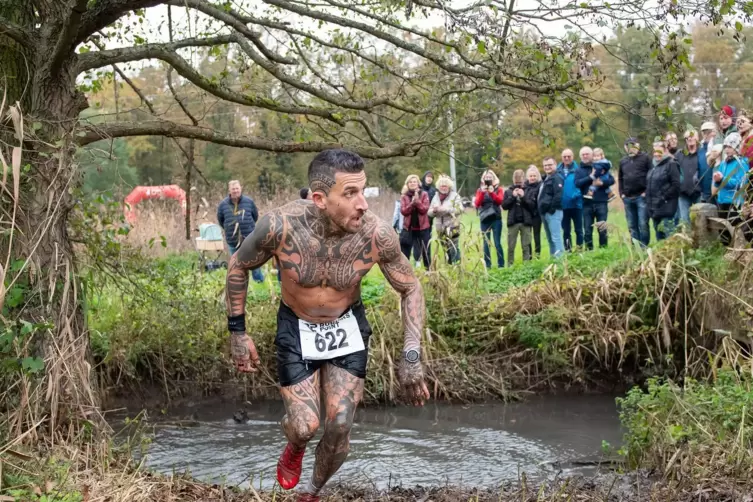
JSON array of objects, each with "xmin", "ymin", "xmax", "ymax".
[{"xmin": 88, "ymin": 229, "xmax": 751, "ymax": 405}]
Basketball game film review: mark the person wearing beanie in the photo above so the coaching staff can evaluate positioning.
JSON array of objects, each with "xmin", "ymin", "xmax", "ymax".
[
  {"xmin": 719, "ymin": 105, "xmax": 738, "ymax": 138},
  {"xmin": 618, "ymin": 137, "xmax": 652, "ymax": 246},
  {"xmin": 712, "ymin": 132, "xmax": 750, "ymax": 245},
  {"xmin": 698, "ymin": 122, "xmax": 719, "ymax": 202}
]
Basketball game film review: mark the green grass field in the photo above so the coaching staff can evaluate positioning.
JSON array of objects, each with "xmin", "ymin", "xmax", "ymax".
[
  {"xmin": 437, "ymin": 206, "xmax": 631, "ymax": 268},
  {"xmin": 229, "ymin": 204, "xmax": 638, "ymax": 303}
]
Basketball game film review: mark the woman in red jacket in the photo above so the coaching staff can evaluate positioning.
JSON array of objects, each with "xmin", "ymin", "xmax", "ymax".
[
  {"xmin": 400, "ymin": 174, "xmax": 432, "ymax": 268},
  {"xmin": 474, "ymin": 169, "xmax": 505, "ymax": 268}
]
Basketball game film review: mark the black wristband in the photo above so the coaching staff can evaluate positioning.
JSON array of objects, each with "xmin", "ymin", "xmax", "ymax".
[{"xmin": 227, "ymin": 315, "xmax": 246, "ymax": 333}]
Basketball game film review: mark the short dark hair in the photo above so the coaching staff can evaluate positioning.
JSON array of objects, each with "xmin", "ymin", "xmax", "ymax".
[
  {"xmin": 308, "ymin": 149, "xmax": 364, "ymax": 194},
  {"xmin": 542, "ymin": 156, "xmax": 556, "ymax": 163},
  {"xmin": 299, "ymin": 187, "xmax": 310, "ymax": 199}
]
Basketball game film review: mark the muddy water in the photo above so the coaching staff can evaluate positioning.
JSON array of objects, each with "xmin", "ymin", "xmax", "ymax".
[{"xmin": 138, "ymin": 396, "xmax": 622, "ymax": 490}]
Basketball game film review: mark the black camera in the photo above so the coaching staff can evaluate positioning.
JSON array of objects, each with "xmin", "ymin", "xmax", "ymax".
[{"xmin": 484, "ymin": 179, "xmax": 492, "ymax": 186}]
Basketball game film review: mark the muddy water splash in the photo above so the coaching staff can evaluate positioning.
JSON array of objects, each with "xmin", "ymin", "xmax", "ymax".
[{"xmin": 138, "ymin": 395, "xmax": 622, "ymax": 490}]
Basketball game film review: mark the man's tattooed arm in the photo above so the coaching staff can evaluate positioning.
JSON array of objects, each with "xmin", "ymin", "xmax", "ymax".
[
  {"xmin": 225, "ymin": 212, "xmax": 282, "ymax": 315},
  {"xmin": 225, "ymin": 212, "xmax": 283, "ymax": 372},
  {"xmin": 375, "ymin": 222, "xmax": 430, "ymax": 406}
]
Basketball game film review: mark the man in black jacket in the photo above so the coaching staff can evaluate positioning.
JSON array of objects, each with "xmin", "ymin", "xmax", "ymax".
[
  {"xmin": 618, "ymin": 138, "xmax": 652, "ymax": 247},
  {"xmin": 538, "ymin": 157, "xmax": 565, "ymax": 257},
  {"xmin": 675, "ymin": 130, "xmax": 702, "ymax": 228}
]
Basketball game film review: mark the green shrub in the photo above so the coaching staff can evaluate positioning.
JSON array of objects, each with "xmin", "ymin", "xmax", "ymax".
[{"xmin": 617, "ymin": 370, "xmax": 753, "ymax": 478}]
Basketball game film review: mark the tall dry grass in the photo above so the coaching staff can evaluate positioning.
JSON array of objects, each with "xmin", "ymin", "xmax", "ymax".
[{"xmin": 123, "ymin": 186, "xmax": 400, "ymax": 257}]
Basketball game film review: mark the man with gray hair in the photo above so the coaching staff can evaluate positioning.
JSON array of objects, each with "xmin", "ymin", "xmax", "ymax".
[
  {"xmin": 557, "ymin": 148, "xmax": 589, "ymax": 251},
  {"xmin": 217, "ymin": 180, "xmax": 264, "ymax": 282}
]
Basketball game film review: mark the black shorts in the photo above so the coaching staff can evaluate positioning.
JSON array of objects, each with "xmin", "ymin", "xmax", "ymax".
[{"xmin": 275, "ymin": 301, "xmax": 372, "ymax": 387}]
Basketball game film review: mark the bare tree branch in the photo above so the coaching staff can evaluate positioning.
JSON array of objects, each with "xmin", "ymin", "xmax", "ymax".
[
  {"xmin": 166, "ymin": 0, "xmax": 296, "ymax": 65},
  {"xmin": 0, "ymin": 15, "xmax": 33, "ymax": 47},
  {"xmin": 77, "ymin": 34, "xmax": 235, "ymax": 72},
  {"xmin": 320, "ymin": 0, "xmax": 490, "ymax": 71},
  {"xmin": 212, "ymin": 7, "xmax": 427, "ymax": 93},
  {"xmin": 289, "ymin": 36, "xmax": 345, "ymax": 96},
  {"xmin": 75, "ymin": 0, "xmax": 164, "ymax": 45},
  {"xmin": 77, "ymin": 120, "xmax": 423, "ymax": 158},
  {"xmin": 77, "ymin": 38, "xmax": 344, "ymax": 123},
  {"xmin": 262, "ymin": 0, "xmax": 577, "ymax": 95},
  {"xmin": 231, "ymin": 32, "xmax": 422, "ymax": 115}
]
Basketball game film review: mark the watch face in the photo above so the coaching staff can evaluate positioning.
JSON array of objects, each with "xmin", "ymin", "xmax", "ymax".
[{"xmin": 405, "ymin": 349, "xmax": 419, "ymax": 363}]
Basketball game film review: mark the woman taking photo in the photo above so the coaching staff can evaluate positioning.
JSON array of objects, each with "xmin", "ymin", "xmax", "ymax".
[
  {"xmin": 474, "ymin": 169, "xmax": 505, "ymax": 268},
  {"xmin": 400, "ymin": 174, "xmax": 432, "ymax": 268},
  {"xmin": 428, "ymin": 174, "xmax": 463, "ymax": 264}
]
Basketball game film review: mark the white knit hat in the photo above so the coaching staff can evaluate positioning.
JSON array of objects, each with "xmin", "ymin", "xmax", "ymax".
[
  {"xmin": 700, "ymin": 121, "xmax": 716, "ymax": 132},
  {"xmin": 723, "ymin": 132, "xmax": 742, "ymax": 152}
]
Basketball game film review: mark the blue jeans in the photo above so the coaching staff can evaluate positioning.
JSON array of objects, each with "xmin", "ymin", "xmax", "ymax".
[
  {"xmin": 228, "ymin": 244, "xmax": 265, "ymax": 282},
  {"xmin": 676, "ymin": 194, "xmax": 700, "ymax": 229},
  {"xmin": 561, "ymin": 207, "xmax": 583, "ymax": 251},
  {"xmin": 583, "ymin": 201, "xmax": 609, "ymax": 250},
  {"xmin": 653, "ymin": 217, "xmax": 676, "ymax": 241},
  {"xmin": 623, "ymin": 195, "xmax": 650, "ymax": 247},
  {"xmin": 480, "ymin": 218, "xmax": 504, "ymax": 268},
  {"xmin": 543, "ymin": 210, "xmax": 564, "ymax": 258}
]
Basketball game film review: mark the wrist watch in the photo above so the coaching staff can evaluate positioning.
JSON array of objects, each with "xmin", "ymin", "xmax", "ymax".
[{"xmin": 404, "ymin": 348, "xmax": 420, "ymax": 364}]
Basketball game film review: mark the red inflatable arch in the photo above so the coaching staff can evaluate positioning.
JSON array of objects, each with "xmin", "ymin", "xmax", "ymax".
[{"xmin": 124, "ymin": 185, "xmax": 187, "ymax": 223}]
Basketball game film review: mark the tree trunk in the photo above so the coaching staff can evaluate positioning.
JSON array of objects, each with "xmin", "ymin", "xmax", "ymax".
[{"xmin": 1, "ymin": 9, "xmax": 100, "ymax": 434}]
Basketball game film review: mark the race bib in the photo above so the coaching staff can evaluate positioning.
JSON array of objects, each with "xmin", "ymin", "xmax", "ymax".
[{"xmin": 299, "ymin": 309, "xmax": 365, "ymax": 361}]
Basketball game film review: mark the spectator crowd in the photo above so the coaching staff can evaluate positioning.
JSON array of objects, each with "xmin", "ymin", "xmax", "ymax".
[
  {"xmin": 215, "ymin": 106, "xmax": 753, "ymax": 272},
  {"xmin": 391, "ymin": 105, "xmax": 753, "ymax": 268}
]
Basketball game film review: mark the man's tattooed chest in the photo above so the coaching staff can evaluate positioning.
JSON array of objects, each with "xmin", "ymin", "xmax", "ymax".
[{"xmin": 278, "ymin": 220, "xmax": 377, "ymax": 290}]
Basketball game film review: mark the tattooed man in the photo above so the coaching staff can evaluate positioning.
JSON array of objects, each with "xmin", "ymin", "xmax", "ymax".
[{"xmin": 225, "ymin": 149, "xmax": 430, "ymax": 502}]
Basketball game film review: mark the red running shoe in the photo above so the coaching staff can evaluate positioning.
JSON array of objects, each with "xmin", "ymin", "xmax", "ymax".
[
  {"xmin": 277, "ymin": 442, "xmax": 305, "ymax": 490},
  {"xmin": 296, "ymin": 493, "xmax": 320, "ymax": 502}
]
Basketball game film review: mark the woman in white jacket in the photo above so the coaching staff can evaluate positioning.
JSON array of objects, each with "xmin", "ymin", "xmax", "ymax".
[{"xmin": 428, "ymin": 175, "xmax": 464, "ymax": 264}]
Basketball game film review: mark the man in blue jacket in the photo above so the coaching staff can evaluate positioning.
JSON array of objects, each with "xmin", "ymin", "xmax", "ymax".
[
  {"xmin": 218, "ymin": 180, "xmax": 264, "ymax": 282},
  {"xmin": 578, "ymin": 147, "xmax": 615, "ymax": 249},
  {"xmin": 557, "ymin": 148, "xmax": 585, "ymax": 251}
]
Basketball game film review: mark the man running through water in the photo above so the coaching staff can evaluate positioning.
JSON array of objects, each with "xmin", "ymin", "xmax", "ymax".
[{"xmin": 225, "ymin": 149, "xmax": 430, "ymax": 501}]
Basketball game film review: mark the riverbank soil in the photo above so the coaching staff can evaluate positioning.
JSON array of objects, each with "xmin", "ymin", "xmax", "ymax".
[{"xmin": 12, "ymin": 459, "xmax": 752, "ymax": 502}]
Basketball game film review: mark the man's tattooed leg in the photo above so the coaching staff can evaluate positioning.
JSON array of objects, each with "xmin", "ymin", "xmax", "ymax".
[
  {"xmin": 302, "ymin": 364, "xmax": 363, "ymax": 495},
  {"xmin": 277, "ymin": 371, "xmax": 322, "ymax": 490},
  {"xmin": 280, "ymin": 371, "xmax": 322, "ymax": 448}
]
